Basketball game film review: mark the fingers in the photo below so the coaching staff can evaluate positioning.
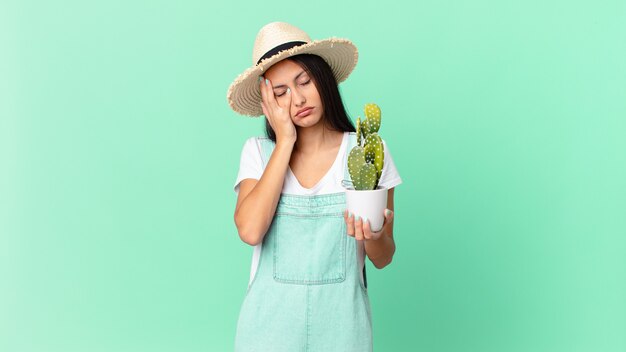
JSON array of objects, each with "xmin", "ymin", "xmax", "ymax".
[
  {"xmin": 344, "ymin": 210, "xmax": 355, "ymax": 237},
  {"xmin": 281, "ymin": 87, "xmax": 292, "ymax": 110},
  {"xmin": 345, "ymin": 209, "xmax": 393, "ymax": 242},
  {"xmin": 363, "ymin": 218, "xmax": 384, "ymax": 241},
  {"xmin": 384, "ymin": 208, "xmax": 394, "ymax": 225},
  {"xmin": 261, "ymin": 103, "xmax": 270, "ymax": 121},
  {"xmin": 260, "ymin": 77, "xmax": 276, "ymax": 131},
  {"xmin": 354, "ymin": 215, "xmax": 364, "ymax": 241},
  {"xmin": 263, "ymin": 77, "xmax": 278, "ymax": 110},
  {"xmin": 343, "ymin": 209, "xmax": 372, "ymax": 241},
  {"xmin": 261, "ymin": 97, "xmax": 270, "ymax": 120},
  {"xmin": 363, "ymin": 219, "xmax": 372, "ymax": 240}
]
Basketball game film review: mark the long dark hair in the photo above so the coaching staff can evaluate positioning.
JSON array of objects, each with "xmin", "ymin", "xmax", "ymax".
[{"xmin": 264, "ymin": 54, "xmax": 355, "ymax": 142}]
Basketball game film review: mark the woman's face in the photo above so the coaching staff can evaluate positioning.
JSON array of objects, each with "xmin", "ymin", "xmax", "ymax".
[{"xmin": 264, "ymin": 59, "xmax": 323, "ymax": 128}]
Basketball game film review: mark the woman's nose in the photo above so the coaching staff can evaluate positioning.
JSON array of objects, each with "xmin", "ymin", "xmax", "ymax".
[{"xmin": 291, "ymin": 86, "xmax": 306, "ymax": 106}]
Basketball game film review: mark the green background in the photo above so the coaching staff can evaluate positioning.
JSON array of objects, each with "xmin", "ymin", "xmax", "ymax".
[{"xmin": 2, "ymin": 0, "xmax": 625, "ymax": 351}]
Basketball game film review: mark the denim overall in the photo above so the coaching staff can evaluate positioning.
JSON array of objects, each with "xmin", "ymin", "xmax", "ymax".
[{"xmin": 234, "ymin": 132, "xmax": 373, "ymax": 352}]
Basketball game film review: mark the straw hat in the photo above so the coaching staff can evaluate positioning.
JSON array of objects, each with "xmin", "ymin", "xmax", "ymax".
[{"xmin": 226, "ymin": 21, "xmax": 359, "ymax": 117}]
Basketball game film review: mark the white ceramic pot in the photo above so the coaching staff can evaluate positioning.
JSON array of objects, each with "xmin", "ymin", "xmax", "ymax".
[{"xmin": 344, "ymin": 186, "xmax": 388, "ymax": 232}]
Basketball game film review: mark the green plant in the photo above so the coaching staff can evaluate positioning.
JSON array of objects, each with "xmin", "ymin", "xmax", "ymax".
[{"xmin": 347, "ymin": 103, "xmax": 384, "ymax": 190}]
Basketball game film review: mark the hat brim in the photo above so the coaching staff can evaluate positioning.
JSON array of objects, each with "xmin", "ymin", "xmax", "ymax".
[{"xmin": 227, "ymin": 37, "xmax": 358, "ymax": 117}]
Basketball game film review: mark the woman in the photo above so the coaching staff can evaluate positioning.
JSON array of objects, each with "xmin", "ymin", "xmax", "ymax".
[{"xmin": 227, "ymin": 22, "xmax": 402, "ymax": 351}]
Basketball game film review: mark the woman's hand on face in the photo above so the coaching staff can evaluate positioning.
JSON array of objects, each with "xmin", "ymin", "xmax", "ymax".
[
  {"xmin": 344, "ymin": 209, "xmax": 394, "ymax": 241},
  {"xmin": 260, "ymin": 76, "xmax": 297, "ymax": 145}
]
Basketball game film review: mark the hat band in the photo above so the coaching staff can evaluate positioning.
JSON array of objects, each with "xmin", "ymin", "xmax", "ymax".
[{"xmin": 256, "ymin": 41, "xmax": 307, "ymax": 65}]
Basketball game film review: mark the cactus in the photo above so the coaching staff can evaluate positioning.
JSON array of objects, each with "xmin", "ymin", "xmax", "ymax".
[
  {"xmin": 364, "ymin": 133, "xmax": 384, "ymax": 182},
  {"xmin": 363, "ymin": 103, "xmax": 381, "ymax": 134},
  {"xmin": 348, "ymin": 147, "xmax": 378, "ymax": 190},
  {"xmin": 356, "ymin": 117, "xmax": 362, "ymax": 146},
  {"xmin": 347, "ymin": 103, "xmax": 385, "ymax": 190},
  {"xmin": 361, "ymin": 119, "xmax": 369, "ymax": 139}
]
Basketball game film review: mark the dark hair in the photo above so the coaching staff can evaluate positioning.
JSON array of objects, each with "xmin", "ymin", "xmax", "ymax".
[{"xmin": 264, "ymin": 54, "xmax": 355, "ymax": 142}]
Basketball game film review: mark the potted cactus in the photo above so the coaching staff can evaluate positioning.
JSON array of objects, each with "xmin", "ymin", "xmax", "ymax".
[{"xmin": 344, "ymin": 103, "xmax": 388, "ymax": 232}]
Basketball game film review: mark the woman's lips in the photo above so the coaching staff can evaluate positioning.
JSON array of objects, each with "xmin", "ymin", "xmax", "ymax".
[{"xmin": 296, "ymin": 107, "xmax": 314, "ymax": 117}]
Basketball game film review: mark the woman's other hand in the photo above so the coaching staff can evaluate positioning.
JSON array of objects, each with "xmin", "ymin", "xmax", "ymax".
[
  {"xmin": 260, "ymin": 76, "xmax": 297, "ymax": 145},
  {"xmin": 344, "ymin": 209, "xmax": 394, "ymax": 241}
]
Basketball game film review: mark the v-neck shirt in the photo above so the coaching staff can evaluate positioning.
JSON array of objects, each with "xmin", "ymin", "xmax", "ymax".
[
  {"xmin": 234, "ymin": 131, "xmax": 402, "ymax": 196},
  {"xmin": 285, "ymin": 131, "xmax": 348, "ymax": 195}
]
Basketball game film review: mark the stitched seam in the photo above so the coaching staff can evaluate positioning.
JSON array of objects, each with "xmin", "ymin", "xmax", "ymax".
[
  {"xmin": 274, "ymin": 212, "xmax": 344, "ymax": 218},
  {"xmin": 274, "ymin": 276, "xmax": 347, "ymax": 285},
  {"xmin": 278, "ymin": 191, "xmax": 345, "ymax": 199},
  {"xmin": 272, "ymin": 215, "xmax": 347, "ymax": 285}
]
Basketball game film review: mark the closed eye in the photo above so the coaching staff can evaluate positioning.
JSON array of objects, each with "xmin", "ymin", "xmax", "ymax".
[{"xmin": 276, "ymin": 80, "xmax": 311, "ymax": 97}]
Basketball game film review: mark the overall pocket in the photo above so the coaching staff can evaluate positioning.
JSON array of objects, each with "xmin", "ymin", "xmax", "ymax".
[{"xmin": 272, "ymin": 212, "xmax": 347, "ymax": 285}]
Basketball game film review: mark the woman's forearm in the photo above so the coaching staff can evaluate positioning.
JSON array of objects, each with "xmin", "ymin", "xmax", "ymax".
[
  {"xmin": 364, "ymin": 229, "xmax": 395, "ymax": 269},
  {"xmin": 234, "ymin": 141, "xmax": 294, "ymax": 245}
]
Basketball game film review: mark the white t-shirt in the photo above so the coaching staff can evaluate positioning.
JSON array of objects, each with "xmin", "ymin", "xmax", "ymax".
[{"xmin": 234, "ymin": 131, "xmax": 403, "ymax": 287}]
